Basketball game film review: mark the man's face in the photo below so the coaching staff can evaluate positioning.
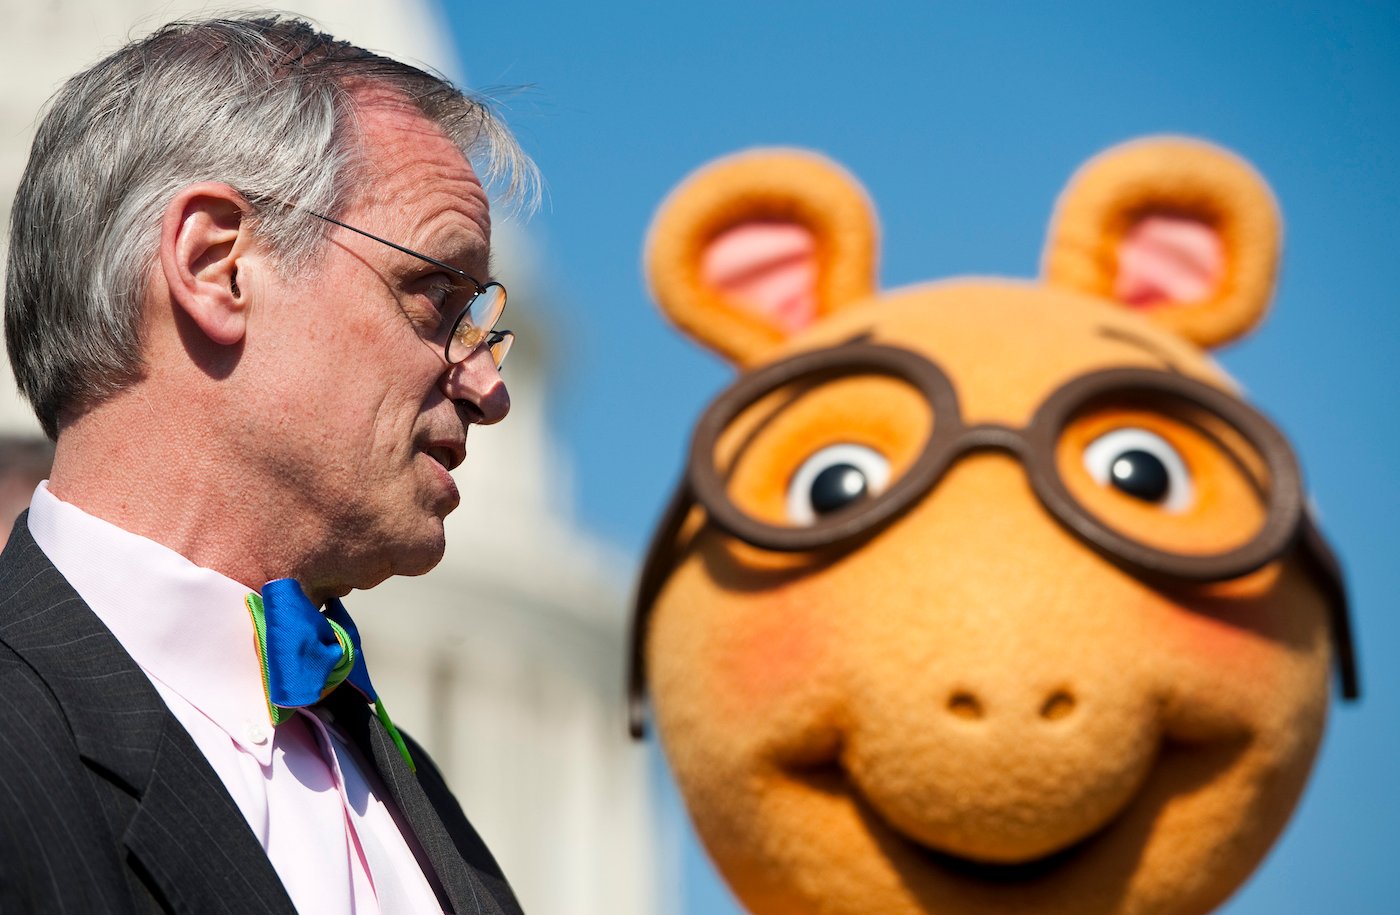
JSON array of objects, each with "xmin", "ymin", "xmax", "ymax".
[{"xmin": 242, "ymin": 93, "xmax": 508, "ymax": 594}]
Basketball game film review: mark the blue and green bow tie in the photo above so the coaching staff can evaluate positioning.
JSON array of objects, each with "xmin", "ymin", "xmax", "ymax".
[{"xmin": 245, "ymin": 578, "xmax": 413, "ymax": 771}]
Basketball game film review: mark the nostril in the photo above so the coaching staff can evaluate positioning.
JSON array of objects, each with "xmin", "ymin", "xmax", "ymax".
[
  {"xmin": 1040, "ymin": 689, "xmax": 1077, "ymax": 721},
  {"xmin": 947, "ymin": 691, "xmax": 983, "ymax": 720}
]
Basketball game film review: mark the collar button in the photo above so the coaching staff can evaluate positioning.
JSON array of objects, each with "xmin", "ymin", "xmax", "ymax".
[{"xmin": 245, "ymin": 721, "xmax": 270, "ymax": 746}]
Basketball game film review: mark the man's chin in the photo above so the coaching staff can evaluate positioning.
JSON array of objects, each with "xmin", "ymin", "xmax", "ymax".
[
  {"xmin": 348, "ymin": 524, "xmax": 448, "ymax": 589},
  {"xmin": 395, "ymin": 526, "xmax": 449, "ymax": 578}
]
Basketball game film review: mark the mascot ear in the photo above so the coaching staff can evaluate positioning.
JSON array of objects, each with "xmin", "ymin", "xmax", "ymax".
[
  {"xmin": 1042, "ymin": 137, "xmax": 1281, "ymax": 350},
  {"xmin": 645, "ymin": 149, "xmax": 879, "ymax": 367}
]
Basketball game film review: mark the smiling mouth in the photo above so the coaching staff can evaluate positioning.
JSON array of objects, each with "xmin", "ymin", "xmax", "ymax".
[
  {"xmin": 783, "ymin": 732, "xmax": 1248, "ymax": 892},
  {"xmin": 883, "ymin": 809, "xmax": 1102, "ymax": 884},
  {"xmin": 782, "ymin": 748, "xmax": 1167, "ymax": 886}
]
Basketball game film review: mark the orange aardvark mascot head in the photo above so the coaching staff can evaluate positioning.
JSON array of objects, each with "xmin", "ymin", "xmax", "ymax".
[{"xmin": 627, "ymin": 138, "xmax": 1358, "ymax": 915}]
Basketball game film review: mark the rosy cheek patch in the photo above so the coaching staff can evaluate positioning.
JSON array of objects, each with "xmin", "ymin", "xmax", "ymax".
[
  {"xmin": 717, "ymin": 600, "xmax": 828, "ymax": 712},
  {"xmin": 1113, "ymin": 214, "xmax": 1225, "ymax": 308},
  {"xmin": 702, "ymin": 221, "xmax": 819, "ymax": 334},
  {"xmin": 1158, "ymin": 572, "xmax": 1296, "ymax": 693}
]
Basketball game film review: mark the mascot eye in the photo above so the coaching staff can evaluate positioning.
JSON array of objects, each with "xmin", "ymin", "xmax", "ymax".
[
  {"xmin": 786, "ymin": 444, "xmax": 891, "ymax": 525},
  {"xmin": 1082, "ymin": 428, "xmax": 1194, "ymax": 512}
]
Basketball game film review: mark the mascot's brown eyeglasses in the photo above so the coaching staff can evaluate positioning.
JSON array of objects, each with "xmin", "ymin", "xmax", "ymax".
[{"xmin": 628, "ymin": 340, "xmax": 1359, "ymax": 737}]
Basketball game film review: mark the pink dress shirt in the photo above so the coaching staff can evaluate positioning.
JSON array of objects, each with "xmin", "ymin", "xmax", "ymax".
[{"xmin": 27, "ymin": 482, "xmax": 444, "ymax": 915}]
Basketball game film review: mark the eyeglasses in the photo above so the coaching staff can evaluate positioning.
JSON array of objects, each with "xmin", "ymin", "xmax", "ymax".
[
  {"xmin": 308, "ymin": 212, "xmax": 514, "ymax": 368},
  {"xmin": 627, "ymin": 339, "xmax": 1359, "ymax": 737}
]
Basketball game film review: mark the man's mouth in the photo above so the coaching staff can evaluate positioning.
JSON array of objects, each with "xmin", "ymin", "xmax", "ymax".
[{"xmin": 421, "ymin": 441, "xmax": 465, "ymax": 471}]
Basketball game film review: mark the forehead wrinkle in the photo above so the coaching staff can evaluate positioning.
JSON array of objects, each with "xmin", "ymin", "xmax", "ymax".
[
  {"xmin": 368, "ymin": 165, "xmax": 490, "ymax": 248},
  {"xmin": 393, "ymin": 174, "xmax": 491, "ymax": 275},
  {"xmin": 346, "ymin": 91, "xmax": 492, "ymax": 270}
]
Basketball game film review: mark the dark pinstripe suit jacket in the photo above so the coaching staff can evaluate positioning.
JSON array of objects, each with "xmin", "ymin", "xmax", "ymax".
[{"xmin": 0, "ymin": 517, "xmax": 524, "ymax": 914}]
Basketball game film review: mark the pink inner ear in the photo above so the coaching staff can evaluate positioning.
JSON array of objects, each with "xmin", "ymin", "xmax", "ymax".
[
  {"xmin": 1113, "ymin": 214, "xmax": 1225, "ymax": 309},
  {"xmin": 701, "ymin": 221, "xmax": 818, "ymax": 335}
]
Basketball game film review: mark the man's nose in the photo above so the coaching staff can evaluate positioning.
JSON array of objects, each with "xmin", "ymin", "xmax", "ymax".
[{"xmin": 441, "ymin": 345, "xmax": 510, "ymax": 424}]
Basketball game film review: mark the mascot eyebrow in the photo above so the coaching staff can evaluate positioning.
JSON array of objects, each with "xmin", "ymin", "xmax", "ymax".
[
  {"xmin": 1097, "ymin": 325, "xmax": 1186, "ymax": 372},
  {"xmin": 705, "ymin": 331, "xmax": 880, "ymax": 476}
]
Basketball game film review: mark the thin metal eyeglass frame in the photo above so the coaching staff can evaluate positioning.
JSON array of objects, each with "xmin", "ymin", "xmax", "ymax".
[{"xmin": 308, "ymin": 211, "xmax": 509, "ymax": 366}]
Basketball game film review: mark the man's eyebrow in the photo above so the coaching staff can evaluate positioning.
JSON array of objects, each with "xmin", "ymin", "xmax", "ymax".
[
  {"xmin": 1097, "ymin": 325, "xmax": 1183, "ymax": 373},
  {"xmin": 436, "ymin": 233, "xmax": 492, "ymax": 281},
  {"xmin": 403, "ymin": 238, "xmax": 489, "ymax": 284}
]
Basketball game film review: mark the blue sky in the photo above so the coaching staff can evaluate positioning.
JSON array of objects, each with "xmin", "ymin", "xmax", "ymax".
[{"xmin": 443, "ymin": 2, "xmax": 1398, "ymax": 912}]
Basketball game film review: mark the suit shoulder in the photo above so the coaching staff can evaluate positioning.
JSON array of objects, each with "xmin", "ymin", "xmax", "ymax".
[
  {"xmin": 0, "ymin": 643, "xmax": 131, "ymax": 909},
  {"xmin": 0, "ymin": 640, "xmax": 85, "ymax": 789},
  {"xmin": 0, "ymin": 638, "xmax": 72, "ymax": 733},
  {"xmin": 0, "ymin": 642, "xmax": 101, "ymax": 833}
]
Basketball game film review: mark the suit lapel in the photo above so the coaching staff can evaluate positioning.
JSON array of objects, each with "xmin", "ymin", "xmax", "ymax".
[
  {"xmin": 0, "ymin": 520, "xmax": 296, "ymax": 914},
  {"xmin": 325, "ymin": 688, "xmax": 521, "ymax": 915},
  {"xmin": 122, "ymin": 716, "xmax": 299, "ymax": 914}
]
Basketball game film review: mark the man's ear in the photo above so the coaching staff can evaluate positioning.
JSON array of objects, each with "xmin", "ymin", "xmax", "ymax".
[
  {"xmin": 645, "ymin": 149, "xmax": 879, "ymax": 368},
  {"xmin": 1042, "ymin": 137, "xmax": 1281, "ymax": 350},
  {"xmin": 159, "ymin": 183, "xmax": 256, "ymax": 346}
]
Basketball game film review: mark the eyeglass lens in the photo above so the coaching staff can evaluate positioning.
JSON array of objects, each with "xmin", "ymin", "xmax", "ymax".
[
  {"xmin": 1050, "ymin": 393, "xmax": 1272, "ymax": 559},
  {"xmin": 446, "ymin": 282, "xmax": 507, "ymax": 364},
  {"xmin": 486, "ymin": 331, "xmax": 514, "ymax": 369}
]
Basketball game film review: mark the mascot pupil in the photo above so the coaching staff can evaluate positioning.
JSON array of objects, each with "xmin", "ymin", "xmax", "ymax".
[{"xmin": 628, "ymin": 137, "xmax": 1358, "ymax": 915}]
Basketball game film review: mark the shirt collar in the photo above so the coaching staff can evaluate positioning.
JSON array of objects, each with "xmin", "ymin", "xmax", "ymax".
[{"xmin": 27, "ymin": 481, "xmax": 278, "ymax": 765}]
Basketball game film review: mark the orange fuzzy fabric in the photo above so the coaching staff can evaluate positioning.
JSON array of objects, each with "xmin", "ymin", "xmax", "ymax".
[{"xmin": 639, "ymin": 139, "xmax": 1338, "ymax": 915}]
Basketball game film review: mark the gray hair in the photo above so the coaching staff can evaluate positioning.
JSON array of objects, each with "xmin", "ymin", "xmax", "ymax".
[{"xmin": 5, "ymin": 14, "xmax": 538, "ymax": 440}]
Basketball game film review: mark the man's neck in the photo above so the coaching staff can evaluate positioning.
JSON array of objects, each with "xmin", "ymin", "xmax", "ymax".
[{"xmin": 49, "ymin": 390, "xmax": 310, "ymax": 596}]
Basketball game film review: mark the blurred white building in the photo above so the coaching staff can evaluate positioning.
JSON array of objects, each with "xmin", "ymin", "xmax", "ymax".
[{"xmin": 0, "ymin": 3, "xmax": 663, "ymax": 913}]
